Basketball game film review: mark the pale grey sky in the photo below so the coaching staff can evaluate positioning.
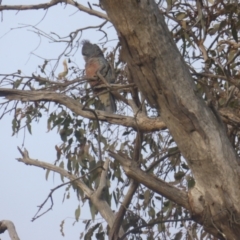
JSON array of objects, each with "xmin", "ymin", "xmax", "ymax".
[{"xmin": 0, "ymin": 1, "xmax": 117, "ymax": 239}]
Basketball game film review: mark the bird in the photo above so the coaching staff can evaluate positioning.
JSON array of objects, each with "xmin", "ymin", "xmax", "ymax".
[{"xmin": 81, "ymin": 40, "xmax": 116, "ymax": 113}]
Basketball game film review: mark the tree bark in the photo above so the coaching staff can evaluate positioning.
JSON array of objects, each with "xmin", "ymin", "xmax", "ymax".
[{"xmin": 101, "ymin": 0, "xmax": 240, "ymax": 238}]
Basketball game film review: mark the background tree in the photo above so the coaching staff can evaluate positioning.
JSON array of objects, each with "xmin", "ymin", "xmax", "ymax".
[{"xmin": 1, "ymin": 0, "xmax": 240, "ymax": 239}]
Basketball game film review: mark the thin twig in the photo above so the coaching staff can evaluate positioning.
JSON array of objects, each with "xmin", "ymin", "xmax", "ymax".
[{"xmin": 32, "ymin": 165, "xmax": 104, "ymax": 221}]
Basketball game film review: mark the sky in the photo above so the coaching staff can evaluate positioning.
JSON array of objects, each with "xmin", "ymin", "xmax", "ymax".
[{"xmin": 0, "ymin": 0, "xmax": 117, "ymax": 239}]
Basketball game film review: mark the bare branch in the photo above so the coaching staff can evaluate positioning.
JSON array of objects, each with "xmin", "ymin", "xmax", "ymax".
[{"xmin": 0, "ymin": 220, "xmax": 20, "ymax": 240}]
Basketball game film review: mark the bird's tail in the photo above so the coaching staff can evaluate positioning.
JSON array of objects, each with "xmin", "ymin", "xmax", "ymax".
[{"xmin": 98, "ymin": 92, "xmax": 116, "ymax": 113}]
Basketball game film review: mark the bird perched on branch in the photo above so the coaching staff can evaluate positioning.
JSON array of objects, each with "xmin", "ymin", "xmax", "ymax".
[{"xmin": 81, "ymin": 40, "xmax": 116, "ymax": 113}]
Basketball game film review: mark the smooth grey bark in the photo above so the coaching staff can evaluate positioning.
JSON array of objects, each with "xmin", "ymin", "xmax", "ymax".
[{"xmin": 101, "ymin": 0, "xmax": 240, "ymax": 239}]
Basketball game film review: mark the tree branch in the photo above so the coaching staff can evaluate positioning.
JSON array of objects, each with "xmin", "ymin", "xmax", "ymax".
[
  {"xmin": 32, "ymin": 164, "xmax": 103, "ymax": 221},
  {"xmin": 219, "ymin": 108, "xmax": 240, "ymax": 127},
  {"xmin": 109, "ymin": 181, "xmax": 138, "ymax": 240},
  {"xmin": 0, "ymin": 0, "xmax": 61, "ymax": 11},
  {"xmin": 17, "ymin": 147, "xmax": 93, "ymax": 196},
  {"xmin": 109, "ymin": 151, "xmax": 190, "ymax": 211},
  {"xmin": 0, "ymin": 0, "xmax": 109, "ymax": 21},
  {"xmin": 66, "ymin": 0, "xmax": 109, "ymax": 21},
  {"xmin": 0, "ymin": 88, "xmax": 165, "ymax": 132},
  {"xmin": 16, "ymin": 148, "xmax": 120, "ymax": 232},
  {"xmin": 109, "ymin": 131, "xmax": 142, "ymax": 239}
]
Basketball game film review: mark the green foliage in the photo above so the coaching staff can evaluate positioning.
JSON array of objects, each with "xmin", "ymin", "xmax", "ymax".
[{"xmin": 1, "ymin": 0, "xmax": 240, "ymax": 239}]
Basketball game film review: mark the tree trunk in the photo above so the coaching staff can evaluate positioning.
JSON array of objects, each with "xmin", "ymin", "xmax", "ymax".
[{"xmin": 101, "ymin": 0, "xmax": 240, "ymax": 238}]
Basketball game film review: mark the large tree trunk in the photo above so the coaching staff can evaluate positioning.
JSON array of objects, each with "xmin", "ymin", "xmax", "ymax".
[{"xmin": 102, "ymin": 0, "xmax": 240, "ymax": 238}]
